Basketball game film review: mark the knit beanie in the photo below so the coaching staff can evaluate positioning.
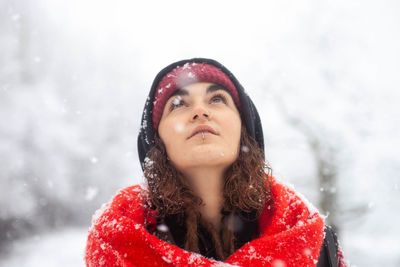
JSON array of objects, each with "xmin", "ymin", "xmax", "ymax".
[{"xmin": 138, "ymin": 58, "xmax": 264, "ymax": 170}]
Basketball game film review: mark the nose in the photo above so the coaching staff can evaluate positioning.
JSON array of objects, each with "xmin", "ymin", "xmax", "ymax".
[{"xmin": 190, "ymin": 105, "xmax": 211, "ymax": 122}]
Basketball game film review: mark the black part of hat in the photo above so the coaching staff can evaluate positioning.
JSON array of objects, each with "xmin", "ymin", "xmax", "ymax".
[{"xmin": 137, "ymin": 58, "xmax": 264, "ymax": 171}]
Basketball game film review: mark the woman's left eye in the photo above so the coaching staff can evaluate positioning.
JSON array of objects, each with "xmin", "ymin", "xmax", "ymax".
[{"xmin": 211, "ymin": 94, "xmax": 227, "ymax": 104}]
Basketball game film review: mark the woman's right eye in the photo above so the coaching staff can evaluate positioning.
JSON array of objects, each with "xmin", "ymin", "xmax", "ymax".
[{"xmin": 169, "ymin": 96, "xmax": 185, "ymax": 111}]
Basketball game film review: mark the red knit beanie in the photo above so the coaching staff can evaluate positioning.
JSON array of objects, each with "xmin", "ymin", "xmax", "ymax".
[{"xmin": 152, "ymin": 62, "xmax": 241, "ymax": 129}]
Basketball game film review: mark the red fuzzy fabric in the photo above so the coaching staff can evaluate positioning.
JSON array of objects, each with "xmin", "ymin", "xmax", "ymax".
[{"xmin": 85, "ymin": 177, "xmax": 324, "ymax": 266}]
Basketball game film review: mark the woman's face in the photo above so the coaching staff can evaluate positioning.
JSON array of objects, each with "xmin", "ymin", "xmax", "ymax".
[{"xmin": 158, "ymin": 82, "xmax": 242, "ymax": 173}]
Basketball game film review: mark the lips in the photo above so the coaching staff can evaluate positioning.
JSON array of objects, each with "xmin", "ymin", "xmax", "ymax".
[{"xmin": 188, "ymin": 125, "xmax": 218, "ymax": 139}]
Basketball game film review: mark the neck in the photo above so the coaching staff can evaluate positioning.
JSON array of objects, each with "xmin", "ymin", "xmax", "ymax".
[{"xmin": 183, "ymin": 167, "xmax": 225, "ymax": 229}]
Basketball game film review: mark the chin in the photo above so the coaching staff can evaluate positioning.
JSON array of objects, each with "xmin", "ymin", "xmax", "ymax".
[{"xmin": 169, "ymin": 146, "xmax": 239, "ymax": 171}]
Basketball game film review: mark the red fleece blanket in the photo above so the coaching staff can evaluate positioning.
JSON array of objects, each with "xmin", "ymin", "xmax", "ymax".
[{"xmin": 85, "ymin": 177, "xmax": 324, "ymax": 266}]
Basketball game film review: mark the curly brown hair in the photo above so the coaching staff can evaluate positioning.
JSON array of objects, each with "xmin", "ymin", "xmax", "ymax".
[{"xmin": 143, "ymin": 125, "xmax": 272, "ymax": 260}]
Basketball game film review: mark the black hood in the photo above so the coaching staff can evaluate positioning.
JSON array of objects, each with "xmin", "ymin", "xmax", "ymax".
[{"xmin": 137, "ymin": 58, "xmax": 264, "ymax": 170}]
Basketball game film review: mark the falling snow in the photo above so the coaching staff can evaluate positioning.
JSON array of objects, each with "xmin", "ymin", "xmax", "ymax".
[
  {"xmin": 85, "ymin": 187, "xmax": 99, "ymax": 201},
  {"xmin": 1, "ymin": 1, "xmax": 399, "ymax": 267},
  {"xmin": 172, "ymin": 96, "xmax": 182, "ymax": 106},
  {"xmin": 241, "ymin": 145, "xmax": 250, "ymax": 153},
  {"xmin": 157, "ymin": 224, "xmax": 169, "ymax": 232}
]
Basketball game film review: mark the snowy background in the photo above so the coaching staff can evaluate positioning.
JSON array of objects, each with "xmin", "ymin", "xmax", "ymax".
[{"xmin": 1, "ymin": 0, "xmax": 399, "ymax": 266}]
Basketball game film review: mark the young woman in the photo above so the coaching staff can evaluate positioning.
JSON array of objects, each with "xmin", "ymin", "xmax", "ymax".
[{"xmin": 85, "ymin": 58, "xmax": 346, "ymax": 266}]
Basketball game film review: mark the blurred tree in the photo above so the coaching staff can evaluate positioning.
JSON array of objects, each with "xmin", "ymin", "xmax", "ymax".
[
  {"xmin": 272, "ymin": 94, "xmax": 370, "ymax": 236},
  {"xmin": 284, "ymin": 115, "xmax": 341, "ymax": 232}
]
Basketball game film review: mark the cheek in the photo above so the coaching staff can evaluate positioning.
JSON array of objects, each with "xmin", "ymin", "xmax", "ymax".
[
  {"xmin": 173, "ymin": 122, "xmax": 185, "ymax": 134},
  {"xmin": 232, "ymin": 126, "xmax": 242, "ymax": 150},
  {"xmin": 159, "ymin": 118, "xmax": 183, "ymax": 137},
  {"xmin": 225, "ymin": 114, "xmax": 241, "ymax": 141},
  {"xmin": 158, "ymin": 120, "xmax": 186, "ymax": 154}
]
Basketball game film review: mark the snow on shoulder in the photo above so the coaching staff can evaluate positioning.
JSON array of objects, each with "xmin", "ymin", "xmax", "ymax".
[
  {"xmin": 274, "ymin": 177, "xmax": 324, "ymax": 221},
  {"xmin": 89, "ymin": 183, "xmax": 146, "ymax": 231}
]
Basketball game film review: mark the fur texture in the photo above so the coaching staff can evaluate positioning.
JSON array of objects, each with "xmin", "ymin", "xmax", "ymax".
[{"xmin": 85, "ymin": 177, "xmax": 324, "ymax": 267}]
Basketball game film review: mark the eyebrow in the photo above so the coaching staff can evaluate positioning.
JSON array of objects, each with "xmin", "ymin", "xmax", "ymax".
[
  {"xmin": 170, "ymin": 88, "xmax": 189, "ymax": 97},
  {"xmin": 169, "ymin": 84, "xmax": 230, "ymax": 98},
  {"xmin": 207, "ymin": 84, "xmax": 230, "ymax": 95}
]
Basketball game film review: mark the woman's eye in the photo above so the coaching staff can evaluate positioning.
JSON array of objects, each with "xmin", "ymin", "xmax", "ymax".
[
  {"xmin": 169, "ymin": 96, "xmax": 185, "ymax": 111},
  {"xmin": 211, "ymin": 94, "xmax": 227, "ymax": 104}
]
